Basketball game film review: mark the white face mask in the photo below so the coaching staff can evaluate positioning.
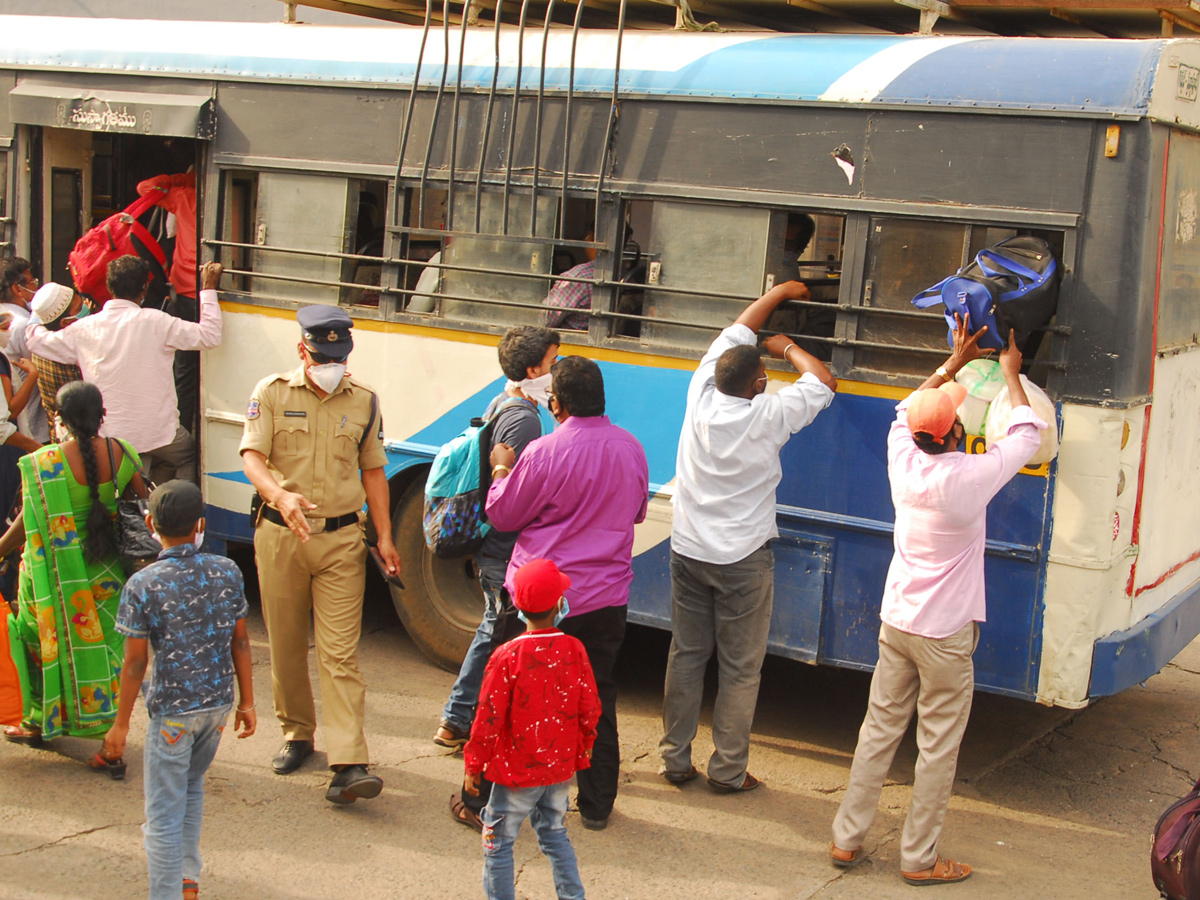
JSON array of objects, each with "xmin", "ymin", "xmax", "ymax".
[
  {"xmin": 307, "ymin": 362, "xmax": 346, "ymax": 393},
  {"xmin": 193, "ymin": 530, "xmax": 205, "ymax": 551},
  {"xmin": 519, "ymin": 372, "xmax": 553, "ymax": 406}
]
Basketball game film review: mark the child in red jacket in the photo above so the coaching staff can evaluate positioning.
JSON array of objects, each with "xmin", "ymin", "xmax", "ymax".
[{"xmin": 463, "ymin": 558, "xmax": 601, "ymax": 900}]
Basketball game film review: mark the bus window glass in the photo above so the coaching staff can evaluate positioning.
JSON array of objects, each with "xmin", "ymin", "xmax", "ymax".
[
  {"xmin": 342, "ymin": 179, "xmax": 388, "ymax": 308},
  {"xmin": 857, "ymin": 218, "xmax": 965, "ymax": 376},
  {"xmin": 639, "ymin": 201, "xmax": 771, "ymax": 351},
  {"xmin": 221, "ymin": 170, "xmax": 258, "ymax": 294},
  {"xmin": 440, "ymin": 190, "xmax": 556, "ymax": 327},
  {"xmin": 763, "ymin": 211, "xmax": 844, "ymax": 361},
  {"xmin": 253, "ymin": 171, "xmax": 350, "ymax": 307},
  {"xmin": 1158, "ymin": 131, "xmax": 1200, "ymax": 349}
]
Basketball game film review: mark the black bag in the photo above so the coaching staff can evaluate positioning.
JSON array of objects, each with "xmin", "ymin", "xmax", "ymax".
[
  {"xmin": 911, "ymin": 235, "xmax": 1060, "ymax": 351},
  {"xmin": 105, "ymin": 439, "xmax": 160, "ymax": 575},
  {"xmin": 1152, "ymin": 775, "xmax": 1200, "ymax": 900}
]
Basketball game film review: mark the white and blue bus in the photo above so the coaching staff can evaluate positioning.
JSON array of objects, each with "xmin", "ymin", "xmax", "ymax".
[{"xmin": 2, "ymin": 13, "xmax": 1198, "ymax": 709}]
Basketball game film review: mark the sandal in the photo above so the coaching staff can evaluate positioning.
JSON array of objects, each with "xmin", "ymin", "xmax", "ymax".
[
  {"xmin": 183, "ymin": 878, "xmax": 199, "ymax": 899},
  {"xmin": 707, "ymin": 772, "xmax": 761, "ymax": 794},
  {"xmin": 433, "ymin": 722, "xmax": 469, "ymax": 750},
  {"xmin": 661, "ymin": 765, "xmax": 700, "ymax": 785},
  {"xmin": 4, "ymin": 724, "xmax": 43, "ymax": 747},
  {"xmin": 449, "ymin": 791, "xmax": 484, "ymax": 832},
  {"xmin": 88, "ymin": 750, "xmax": 127, "ymax": 780},
  {"xmin": 830, "ymin": 842, "xmax": 865, "ymax": 869},
  {"xmin": 901, "ymin": 856, "xmax": 972, "ymax": 886}
]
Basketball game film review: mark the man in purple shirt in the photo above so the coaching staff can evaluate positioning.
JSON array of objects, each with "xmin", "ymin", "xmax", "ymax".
[{"xmin": 486, "ymin": 356, "xmax": 649, "ymax": 830}]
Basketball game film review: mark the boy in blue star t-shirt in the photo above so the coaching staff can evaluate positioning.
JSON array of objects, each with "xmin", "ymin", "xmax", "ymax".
[{"xmin": 104, "ymin": 480, "xmax": 256, "ymax": 900}]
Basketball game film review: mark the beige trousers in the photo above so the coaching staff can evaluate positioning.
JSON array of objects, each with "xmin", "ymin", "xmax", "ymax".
[
  {"xmin": 255, "ymin": 517, "xmax": 369, "ymax": 766},
  {"xmin": 831, "ymin": 620, "xmax": 978, "ymax": 872}
]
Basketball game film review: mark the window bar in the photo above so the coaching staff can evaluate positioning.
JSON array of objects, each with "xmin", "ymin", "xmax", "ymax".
[
  {"xmin": 394, "ymin": 0, "xmax": 434, "ymax": 228},
  {"xmin": 419, "ymin": 0, "xmax": 453, "ymax": 229},
  {"xmin": 593, "ymin": 0, "xmax": 627, "ymax": 241},
  {"xmin": 447, "ymin": 0, "xmax": 474, "ymax": 232},
  {"xmin": 474, "ymin": 0, "xmax": 505, "ymax": 233},
  {"xmin": 529, "ymin": 0, "xmax": 557, "ymax": 238},
  {"xmin": 502, "ymin": 0, "xmax": 532, "ymax": 234},
  {"xmin": 559, "ymin": 0, "xmax": 586, "ymax": 242}
]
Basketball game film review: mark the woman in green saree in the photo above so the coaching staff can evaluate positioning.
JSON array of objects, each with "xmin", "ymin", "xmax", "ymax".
[{"xmin": 2, "ymin": 382, "xmax": 146, "ymax": 761}]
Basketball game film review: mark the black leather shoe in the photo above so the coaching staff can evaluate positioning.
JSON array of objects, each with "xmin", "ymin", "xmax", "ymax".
[
  {"xmin": 325, "ymin": 765, "xmax": 383, "ymax": 805},
  {"xmin": 272, "ymin": 740, "xmax": 313, "ymax": 775}
]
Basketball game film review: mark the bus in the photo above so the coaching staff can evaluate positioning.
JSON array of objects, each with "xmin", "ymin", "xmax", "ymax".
[{"xmin": 1, "ymin": 13, "xmax": 1197, "ymax": 710}]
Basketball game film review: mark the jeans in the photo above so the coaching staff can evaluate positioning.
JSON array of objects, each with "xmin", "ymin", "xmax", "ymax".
[
  {"xmin": 441, "ymin": 559, "xmax": 510, "ymax": 734},
  {"xmin": 482, "ymin": 781, "xmax": 585, "ymax": 900},
  {"xmin": 660, "ymin": 545, "xmax": 774, "ymax": 787},
  {"xmin": 143, "ymin": 705, "xmax": 229, "ymax": 900}
]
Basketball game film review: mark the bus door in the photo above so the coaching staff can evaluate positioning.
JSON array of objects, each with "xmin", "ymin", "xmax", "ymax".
[{"xmin": 7, "ymin": 77, "xmax": 215, "ymax": 290}]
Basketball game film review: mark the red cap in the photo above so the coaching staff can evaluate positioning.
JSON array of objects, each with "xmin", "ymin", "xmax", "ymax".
[
  {"xmin": 906, "ymin": 381, "xmax": 967, "ymax": 444},
  {"xmin": 512, "ymin": 559, "xmax": 572, "ymax": 614}
]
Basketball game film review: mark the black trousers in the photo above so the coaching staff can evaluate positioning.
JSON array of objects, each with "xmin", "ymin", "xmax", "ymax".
[
  {"xmin": 165, "ymin": 293, "xmax": 200, "ymax": 436},
  {"xmin": 560, "ymin": 603, "xmax": 627, "ymax": 820},
  {"xmin": 465, "ymin": 603, "xmax": 627, "ymax": 822}
]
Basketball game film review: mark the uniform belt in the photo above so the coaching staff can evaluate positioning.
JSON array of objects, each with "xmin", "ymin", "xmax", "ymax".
[{"xmin": 261, "ymin": 507, "xmax": 359, "ymax": 533}]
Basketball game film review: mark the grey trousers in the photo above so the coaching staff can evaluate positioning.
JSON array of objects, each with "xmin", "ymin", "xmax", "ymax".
[
  {"xmin": 659, "ymin": 544, "xmax": 774, "ymax": 787},
  {"xmin": 139, "ymin": 424, "xmax": 198, "ymax": 486},
  {"xmin": 831, "ymin": 621, "xmax": 978, "ymax": 872}
]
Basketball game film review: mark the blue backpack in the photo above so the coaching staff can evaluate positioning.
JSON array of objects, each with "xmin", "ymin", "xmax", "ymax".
[
  {"xmin": 422, "ymin": 397, "xmax": 533, "ymax": 559},
  {"xmin": 911, "ymin": 236, "xmax": 1060, "ymax": 351}
]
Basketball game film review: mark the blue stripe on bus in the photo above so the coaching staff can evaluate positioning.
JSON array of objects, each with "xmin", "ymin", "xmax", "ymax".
[
  {"xmin": 875, "ymin": 39, "xmax": 1161, "ymax": 114},
  {"xmin": 0, "ymin": 33, "xmax": 1159, "ymax": 113}
]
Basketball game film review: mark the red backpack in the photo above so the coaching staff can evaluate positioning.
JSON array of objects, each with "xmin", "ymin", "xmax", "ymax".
[{"xmin": 68, "ymin": 193, "xmax": 170, "ymax": 308}]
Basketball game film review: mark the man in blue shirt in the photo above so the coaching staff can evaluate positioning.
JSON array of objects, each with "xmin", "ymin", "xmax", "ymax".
[{"xmin": 105, "ymin": 481, "xmax": 256, "ymax": 900}]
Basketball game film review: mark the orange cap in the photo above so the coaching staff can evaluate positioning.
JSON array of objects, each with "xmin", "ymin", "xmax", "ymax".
[{"xmin": 906, "ymin": 381, "xmax": 967, "ymax": 444}]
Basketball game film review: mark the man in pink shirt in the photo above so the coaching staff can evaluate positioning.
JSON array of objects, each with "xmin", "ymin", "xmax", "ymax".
[
  {"xmin": 830, "ymin": 316, "xmax": 1046, "ymax": 887},
  {"xmin": 486, "ymin": 356, "xmax": 648, "ymax": 831},
  {"xmin": 28, "ymin": 256, "xmax": 223, "ymax": 484}
]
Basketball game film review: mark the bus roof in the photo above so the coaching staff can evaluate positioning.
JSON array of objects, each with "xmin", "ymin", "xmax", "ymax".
[{"xmin": 3, "ymin": 15, "xmax": 1199, "ymax": 126}]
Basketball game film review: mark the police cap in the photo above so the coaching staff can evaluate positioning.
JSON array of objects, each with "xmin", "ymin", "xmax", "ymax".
[{"xmin": 297, "ymin": 305, "xmax": 354, "ymax": 359}]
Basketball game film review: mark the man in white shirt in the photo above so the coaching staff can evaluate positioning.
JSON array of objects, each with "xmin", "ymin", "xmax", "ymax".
[
  {"xmin": 28, "ymin": 256, "xmax": 223, "ymax": 484},
  {"xmin": 659, "ymin": 280, "xmax": 836, "ymax": 793},
  {"xmin": 829, "ymin": 316, "xmax": 1045, "ymax": 886}
]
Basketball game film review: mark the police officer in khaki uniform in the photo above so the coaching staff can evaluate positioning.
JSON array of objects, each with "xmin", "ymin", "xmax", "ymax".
[{"xmin": 240, "ymin": 305, "xmax": 400, "ymax": 805}]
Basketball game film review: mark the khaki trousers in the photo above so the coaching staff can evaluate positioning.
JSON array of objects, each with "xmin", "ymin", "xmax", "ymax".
[
  {"xmin": 254, "ymin": 517, "xmax": 369, "ymax": 766},
  {"xmin": 832, "ymin": 621, "xmax": 978, "ymax": 872}
]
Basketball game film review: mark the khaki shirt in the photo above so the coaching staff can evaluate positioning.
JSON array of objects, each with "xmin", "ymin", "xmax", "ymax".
[{"xmin": 239, "ymin": 365, "xmax": 387, "ymax": 517}]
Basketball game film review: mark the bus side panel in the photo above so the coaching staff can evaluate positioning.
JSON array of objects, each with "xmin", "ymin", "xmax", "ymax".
[{"xmin": 781, "ymin": 391, "xmax": 1054, "ymax": 699}]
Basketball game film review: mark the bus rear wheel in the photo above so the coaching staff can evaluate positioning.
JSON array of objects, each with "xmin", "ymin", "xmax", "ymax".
[{"xmin": 389, "ymin": 477, "xmax": 484, "ymax": 672}]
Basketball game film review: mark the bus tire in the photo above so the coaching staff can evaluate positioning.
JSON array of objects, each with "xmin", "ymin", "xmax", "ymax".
[{"xmin": 388, "ymin": 477, "xmax": 484, "ymax": 673}]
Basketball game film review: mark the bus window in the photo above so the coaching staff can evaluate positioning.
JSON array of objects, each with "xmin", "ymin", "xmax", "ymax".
[
  {"xmin": 253, "ymin": 170, "xmax": 351, "ymax": 307},
  {"xmin": 857, "ymin": 218, "xmax": 1065, "ymax": 380},
  {"xmin": 440, "ymin": 190, "xmax": 556, "ymax": 327},
  {"xmin": 398, "ymin": 186, "xmax": 447, "ymax": 314},
  {"xmin": 341, "ymin": 178, "xmax": 388, "ymax": 308},
  {"xmin": 1158, "ymin": 132, "xmax": 1200, "ymax": 350},
  {"xmin": 634, "ymin": 201, "xmax": 845, "ymax": 356},
  {"xmin": 220, "ymin": 170, "xmax": 258, "ymax": 294}
]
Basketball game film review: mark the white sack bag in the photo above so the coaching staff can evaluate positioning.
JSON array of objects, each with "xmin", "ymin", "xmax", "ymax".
[
  {"xmin": 984, "ymin": 374, "xmax": 1058, "ymax": 465},
  {"xmin": 954, "ymin": 359, "xmax": 1005, "ymax": 437}
]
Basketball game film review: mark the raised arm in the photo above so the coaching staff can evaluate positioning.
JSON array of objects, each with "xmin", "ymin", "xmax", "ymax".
[
  {"xmin": 735, "ymin": 280, "xmax": 811, "ymax": 334},
  {"xmin": 762, "ymin": 334, "xmax": 836, "ymax": 392},
  {"xmin": 163, "ymin": 262, "xmax": 223, "ymax": 351},
  {"xmin": 917, "ymin": 313, "xmax": 991, "ymax": 392}
]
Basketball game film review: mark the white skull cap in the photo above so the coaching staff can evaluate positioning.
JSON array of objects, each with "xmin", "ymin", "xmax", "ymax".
[{"xmin": 30, "ymin": 283, "xmax": 74, "ymax": 324}]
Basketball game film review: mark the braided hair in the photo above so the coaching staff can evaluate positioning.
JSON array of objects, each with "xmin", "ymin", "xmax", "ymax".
[{"xmin": 57, "ymin": 381, "xmax": 119, "ymax": 563}]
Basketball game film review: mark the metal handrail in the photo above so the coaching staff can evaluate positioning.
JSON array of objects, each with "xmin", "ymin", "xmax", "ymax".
[
  {"xmin": 530, "ymin": 0, "xmax": 557, "ymax": 237},
  {"xmin": 475, "ymin": 0, "xmax": 505, "ymax": 233},
  {"xmin": 394, "ymin": 0, "xmax": 434, "ymax": 228},
  {"xmin": 502, "ymin": 0, "xmax": 532, "ymax": 234},
  {"xmin": 419, "ymin": 0, "xmax": 453, "ymax": 230},
  {"xmin": 447, "ymin": 0, "xmax": 473, "ymax": 231},
  {"xmin": 560, "ymin": 0, "xmax": 587, "ymax": 241},
  {"xmin": 594, "ymin": 0, "xmax": 627, "ymax": 241}
]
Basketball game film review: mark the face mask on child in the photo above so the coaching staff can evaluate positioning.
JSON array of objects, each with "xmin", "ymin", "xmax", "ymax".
[{"xmin": 517, "ymin": 596, "xmax": 569, "ymax": 628}]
